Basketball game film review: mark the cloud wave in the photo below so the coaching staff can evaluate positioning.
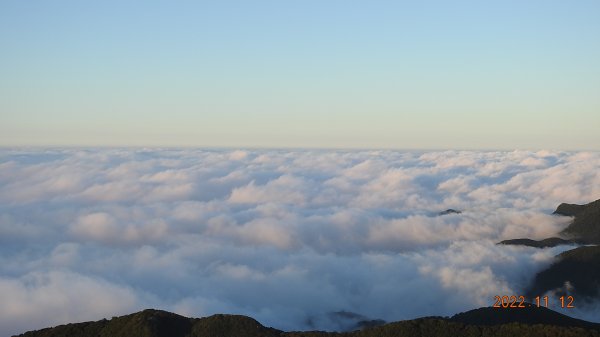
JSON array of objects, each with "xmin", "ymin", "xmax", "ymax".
[{"xmin": 1, "ymin": 148, "xmax": 599, "ymax": 335}]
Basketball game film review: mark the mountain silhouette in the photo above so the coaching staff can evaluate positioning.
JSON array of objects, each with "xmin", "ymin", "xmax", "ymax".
[
  {"xmin": 15, "ymin": 310, "xmax": 282, "ymax": 337},
  {"xmin": 527, "ymin": 245, "xmax": 600, "ymax": 300},
  {"xmin": 14, "ymin": 307, "xmax": 600, "ymax": 337},
  {"xmin": 450, "ymin": 305, "xmax": 600, "ymax": 329},
  {"xmin": 498, "ymin": 237, "xmax": 575, "ymax": 248},
  {"xmin": 438, "ymin": 209, "xmax": 462, "ymax": 216},
  {"xmin": 556, "ymin": 199, "xmax": 600, "ymax": 244},
  {"xmin": 498, "ymin": 199, "xmax": 600, "ymax": 304},
  {"xmin": 500, "ymin": 198, "xmax": 600, "ymax": 248}
]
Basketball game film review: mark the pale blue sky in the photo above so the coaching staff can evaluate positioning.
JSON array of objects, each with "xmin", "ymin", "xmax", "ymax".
[{"xmin": 1, "ymin": 1, "xmax": 599, "ymax": 149}]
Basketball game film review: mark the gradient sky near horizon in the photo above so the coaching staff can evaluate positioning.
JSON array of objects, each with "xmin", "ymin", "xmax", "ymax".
[{"xmin": 1, "ymin": 1, "xmax": 599, "ymax": 150}]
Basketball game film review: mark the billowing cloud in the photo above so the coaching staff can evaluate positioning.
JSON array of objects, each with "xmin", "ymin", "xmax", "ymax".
[
  {"xmin": 1, "ymin": 148, "xmax": 599, "ymax": 336},
  {"xmin": 0, "ymin": 271, "xmax": 140, "ymax": 335}
]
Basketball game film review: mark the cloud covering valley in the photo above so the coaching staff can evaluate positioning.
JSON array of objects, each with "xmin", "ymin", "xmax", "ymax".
[{"xmin": 1, "ymin": 148, "xmax": 599, "ymax": 335}]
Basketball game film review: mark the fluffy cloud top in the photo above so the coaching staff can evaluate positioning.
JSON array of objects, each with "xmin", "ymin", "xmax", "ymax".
[{"xmin": 1, "ymin": 149, "xmax": 599, "ymax": 336}]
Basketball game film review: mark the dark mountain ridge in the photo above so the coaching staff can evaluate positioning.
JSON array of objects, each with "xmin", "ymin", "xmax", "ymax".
[
  {"xmin": 554, "ymin": 203, "xmax": 588, "ymax": 217},
  {"xmin": 450, "ymin": 305, "xmax": 600, "ymax": 329},
  {"xmin": 15, "ymin": 307, "xmax": 600, "ymax": 337},
  {"xmin": 498, "ymin": 198, "xmax": 600, "ymax": 304},
  {"xmin": 527, "ymin": 245, "xmax": 600, "ymax": 300},
  {"xmin": 500, "ymin": 198, "xmax": 600, "ymax": 248},
  {"xmin": 15, "ymin": 310, "xmax": 282, "ymax": 337},
  {"xmin": 557, "ymin": 199, "xmax": 600, "ymax": 244},
  {"xmin": 438, "ymin": 209, "xmax": 462, "ymax": 216},
  {"xmin": 498, "ymin": 237, "xmax": 576, "ymax": 248}
]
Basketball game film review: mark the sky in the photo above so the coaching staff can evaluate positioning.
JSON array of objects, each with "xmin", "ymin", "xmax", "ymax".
[
  {"xmin": 1, "ymin": 148, "xmax": 600, "ymax": 336},
  {"xmin": 1, "ymin": 1, "xmax": 599, "ymax": 149}
]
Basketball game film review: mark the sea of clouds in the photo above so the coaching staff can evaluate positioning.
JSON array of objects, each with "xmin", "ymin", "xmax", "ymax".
[{"xmin": 1, "ymin": 148, "xmax": 600, "ymax": 336}]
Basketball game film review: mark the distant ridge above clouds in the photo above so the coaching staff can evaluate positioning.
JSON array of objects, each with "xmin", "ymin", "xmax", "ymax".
[
  {"xmin": 557, "ymin": 199, "xmax": 600, "ymax": 244},
  {"xmin": 498, "ymin": 198, "xmax": 600, "ymax": 312},
  {"xmin": 498, "ymin": 197, "xmax": 600, "ymax": 248}
]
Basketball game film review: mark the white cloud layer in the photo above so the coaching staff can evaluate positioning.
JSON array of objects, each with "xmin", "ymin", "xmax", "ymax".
[{"xmin": 1, "ymin": 149, "xmax": 599, "ymax": 335}]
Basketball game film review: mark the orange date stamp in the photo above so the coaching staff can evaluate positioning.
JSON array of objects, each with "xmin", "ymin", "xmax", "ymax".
[{"xmin": 493, "ymin": 295, "xmax": 575, "ymax": 309}]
